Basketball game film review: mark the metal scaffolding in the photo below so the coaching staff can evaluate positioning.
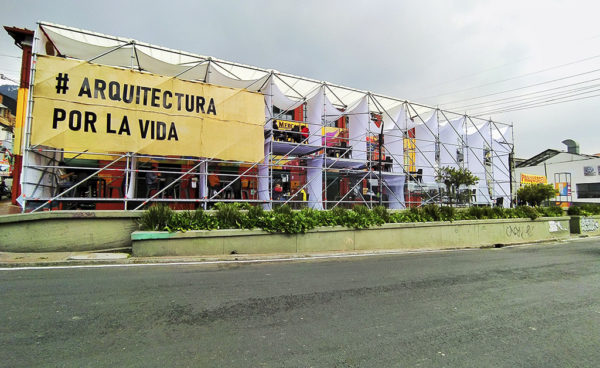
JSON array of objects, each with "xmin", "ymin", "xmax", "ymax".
[{"xmin": 19, "ymin": 22, "xmax": 514, "ymax": 212}]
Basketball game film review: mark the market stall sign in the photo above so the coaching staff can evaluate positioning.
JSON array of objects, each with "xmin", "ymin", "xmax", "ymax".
[{"xmin": 520, "ymin": 173, "xmax": 547, "ymax": 184}]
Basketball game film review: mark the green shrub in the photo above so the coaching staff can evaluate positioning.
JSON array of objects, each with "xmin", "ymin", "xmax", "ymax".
[
  {"xmin": 141, "ymin": 200, "xmax": 569, "ymax": 235},
  {"xmin": 243, "ymin": 205, "xmax": 265, "ymax": 229},
  {"xmin": 406, "ymin": 207, "xmax": 426, "ymax": 222},
  {"xmin": 537, "ymin": 206, "xmax": 563, "ymax": 217},
  {"xmin": 465, "ymin": 206, "xmax": 485, "ymax": 220},
  {"xmin": 165, "ymin": 211, "xmax": 193, "ymax": 232},
  {"xmin": 517, "ymin": 184, "xmax": 556, "ymax": 206},
  {"xmin": 139, "ymin": 204, "xmax": 173, "ymax": 231},
  {"xmin": 190, "ymin": 208, "xmax": 218, "ymax": 230},
  {"xmin": 439, "ymin": 206, "xmax": 456, "ymax": 221},
  {"xmin": 566, "ymin": 204, "xmax": 600, "ymax": 216},
  {"xmin": 422, "ymin": 204, "xmax": 442, "ymax": 221},
  {"xmin": 513, "ymin": 205, "xmax": 539, "ymax": 220},
  {"xmin": 214, "ymin": 202, "xmax": 244, "ymax": 229},
  {"xmin": 372, "ymin": 205, "xmax": 390, "ymax": 223},
  {"xmin": 318, "ymin": 208, "xmax": 339, "ymax": 226},
  {"xmin": 567, "ymin": 206, "xmax": 582, "ymax": 216},
  {"xmin": 258, "ymin": 204, "xmax": 320, "ymax": 234}
]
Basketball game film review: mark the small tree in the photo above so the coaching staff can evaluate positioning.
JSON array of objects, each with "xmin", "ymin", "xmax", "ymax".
[
  {"xmin": 437, "ymin": 166, "xmax": 479, "ymax": 205},
  {"xmin": 517, "ymin": 184, "xmax": 557, "ymax": 206}
]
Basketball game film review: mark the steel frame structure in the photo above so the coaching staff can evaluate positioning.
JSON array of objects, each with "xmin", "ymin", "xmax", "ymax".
[{"xmin": 18, "ymin": 22, "xmax": 515, "ymax": 212}]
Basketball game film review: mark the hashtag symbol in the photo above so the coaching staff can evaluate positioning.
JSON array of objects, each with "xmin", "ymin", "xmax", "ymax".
[{"xmin": 55, "ymin": 73, "xmax": 69, "ymax": 94}]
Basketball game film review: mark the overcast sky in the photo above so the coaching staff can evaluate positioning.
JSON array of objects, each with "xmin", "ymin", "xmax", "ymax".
[{"xmin": 2, "ymin": 0, "xmax": 600, "ymax": 158}]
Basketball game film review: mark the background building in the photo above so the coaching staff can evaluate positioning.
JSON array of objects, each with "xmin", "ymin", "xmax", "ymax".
[{"xmin": 515, "ymin": 140, "xmax": 600, "ymax": 206}]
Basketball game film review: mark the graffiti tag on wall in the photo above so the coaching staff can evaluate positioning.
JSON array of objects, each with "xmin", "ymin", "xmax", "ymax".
[
  {"xmin": 580, "ymin": 218, "xmax": 599, "ymax": 233},
  {"xmin": 548, "ymin": 221, "xmax": 566, "ymax": 233},
  {"xmin": 505, "ymin": 224, "xmax": 533, "ymax": 239}
]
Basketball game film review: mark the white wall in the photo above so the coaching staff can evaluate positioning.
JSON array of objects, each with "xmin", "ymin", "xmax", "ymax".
[{"xmin": 515, "ymin": 152, "xmax": 600, "ymax": 203}]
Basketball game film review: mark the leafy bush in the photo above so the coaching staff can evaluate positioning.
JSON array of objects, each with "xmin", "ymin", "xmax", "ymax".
[
  {"xmin": 464, "ymin": 206, "xmax": 484, "ymax": 220},
  {"xmin": 260, "ymin": 205, "xmax": 320, "ymax": 234},
  {"xmin": 517, "ymin": 184, "xmax": 557, "ymax": 206},
  {"xmin": 165, "ymin": 208, "xmax": 218, "ymax": 232},
  {"xmin": 372, "ymin": 205, "xmax": 390, "ymax": 223},
  {"xmin": 439, "ymin": 206, "xmax": 456, "ymax": 221},
  {"xmin": 568, "ymin": 204, "xmax": 600, "ymax": 216},
  {"xmin": 537, "ymin": 206, "xmax": 563, "ymax": 217},
  {"xmin": 243, "ymin": 205, "xmax": 265, "ymax": 229},
  {"xmin": 139, "ymin": 204, "xmax": 173, "ymax": 231},
  {"xmin": 421, "ymin": 204, "xmax": 442, "ymax": 221},
  {"xmin": 214, "ymin": 202, "xmax": 244, "ymax": 229},
  {"xmin": 513, "ymin": 205, "xmax": 539, "ymax": 220},
  {"xmin": 140, "ymin": 201, "xmax": 566, "ymax": 234}
]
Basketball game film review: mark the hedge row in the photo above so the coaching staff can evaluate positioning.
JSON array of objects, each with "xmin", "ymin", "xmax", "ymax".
[
  {"xmin": 567, "ymin": 204, "xmax": 600, "ymax": 216},
  {"xmin": 139, "ymin": 203, "xmax": 564, "ymax": 234}
]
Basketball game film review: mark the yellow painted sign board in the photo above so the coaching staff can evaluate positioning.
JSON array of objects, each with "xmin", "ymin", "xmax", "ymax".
[
  {"xmin": 520, "ymin": 173, "xmax": 547, "ymax": 184},
  {"xmin": 31, "ymin": 55, "xmax": 265, "ymax": 162}
]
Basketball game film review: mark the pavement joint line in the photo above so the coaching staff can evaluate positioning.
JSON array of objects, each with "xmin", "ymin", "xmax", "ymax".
[{"xmin": 0, "ymin": 247, "xmax": 481, "ymax": 272}]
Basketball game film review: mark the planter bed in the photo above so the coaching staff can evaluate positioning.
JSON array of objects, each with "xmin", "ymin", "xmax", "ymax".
[
  {"xmin": 569, "ymin": 215, "xmax": 600, "ymax": 236},
  {"xmin": 132, "ymin": 217, "xmax": 571, "ymax": 257},
  {"xmin": 0, "ymin": 211, "xmax": 143, "ymax": 252}
]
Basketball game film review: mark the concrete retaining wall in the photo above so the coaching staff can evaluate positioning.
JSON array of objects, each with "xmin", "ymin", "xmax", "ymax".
[
  {"xmin": 0, "ymin": 211, "xmax": 143, "ymax": 252},
  {"xmin": 569, "ymin": 215, "xmax": 600, "ymax": 235},
  {"xmin": 132, "ymin": 217, "xmax": 571, "ymax": 257}
]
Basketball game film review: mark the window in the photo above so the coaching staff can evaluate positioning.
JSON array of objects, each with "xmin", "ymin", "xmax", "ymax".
[{"xmin": 576, "ymin": 182, "xmax": 600, "ymax": 198}]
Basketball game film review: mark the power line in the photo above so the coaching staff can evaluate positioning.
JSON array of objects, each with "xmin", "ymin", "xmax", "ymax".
[
  {"xmin": 419, "ymin": 52, "xmax": 600, "ymax": 101},
  {"xmin": 416, "ymin": 56, "xmax": 532, "ymax": 93},
  {"xmin": 438, "ymin": 67, "xmax": 600, "ymax": 107},
  {"xmin": 451, "ymin": 78, "xmax": 600, "ymax": 111},
  {"xmin": 473, "ymin": 90, "xmax": 600, "ymax": 117},
  {"xmin": 471, "ymin": 87, "xmax": 600, "ymax": 115}
]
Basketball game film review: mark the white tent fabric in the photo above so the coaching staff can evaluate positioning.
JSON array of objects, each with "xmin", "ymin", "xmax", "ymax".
[
  {"xmin": 347, "ymin": 96, "xmax": 370, "ymax": 161},
  {"xmin": 439, "ymin": 117, "xmax": 465, "ymax": 169},
  {"xmin": 492, "ymin": 139, "xmax": 511, "ymax": 208},
  {"xmin": 306, "ymin": 88, "xmax": 325, "ymax": 146},
  {"xmin": 306, "ymin": 156, "xmax": 323, "ymax": 210},
  {"xmin": 266, "ymin": 76, "xmax": 305, "ymax": 113},
  {"xmin": 275, "ymin": 74, "xmax": 321, "ymax": 100},
  {"xmin": 466, "ymin": 122, "xmax": 491, "ymax": 204},
  {"xmin": 125, "ymin": 156, "xmax": 137, "ymax": 199},
  {"xmin": 491, "ymin": 124, "xmax": 513, "ymax": 144},
  {"xmin": 414, "ymin": 112, "xmax": 438, "ymax": 183},
  {"xmin": 328, "ymin": 85, "xmax": 368, "ymax": 108},
  {"xmin": 385, "ymin": 175, "xmax": 406, "ymax": 210},
  {"xmin": 263, "ymin": 78, "xmax": 273, "ymax": 122},
  {"xmin": 199, "ymin": 161, "xmax": 208, "ymax": 201},
  {"xmin": 323, "ymin": 90, "xmax": 345, "ymax": 123},
  {"xmin": 379, "ymin": 103, "xmax": 403, "ymax": 132},
  {"xmin": 135, "ymin": 48, "xmax": 207, "ymax": 80},
  {"xmin": 22, "ymin": 148, "xmax": 62, "ymax": 200},
  {"xmin": 206, "ymin": 63, "xmax": 269, "ymax": 92},
  {"xmin": 385, "ymin": 106, "xmax": 406, "ymax": 174},
  {"xmin": 40, "ymin": 26, "xmax": 134, "ymax": 68},
  {"xmin": 258, "ymin": 143, "xmax": 271, "ymax": 209}
]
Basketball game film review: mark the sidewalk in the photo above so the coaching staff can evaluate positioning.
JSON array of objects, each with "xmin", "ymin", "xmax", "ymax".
[
  {"xmin": 0, "ymin": 198, "xmax": 21, "ymax": 216},
  {"xmin": 0, "ymin": 248, "xmax": 479, "ymax": 268}
]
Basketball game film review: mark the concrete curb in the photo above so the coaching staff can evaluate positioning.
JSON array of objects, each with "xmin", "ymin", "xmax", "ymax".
[{"xmin": 2, "ymin": 235, "xmax": 594, "ymax": 268}]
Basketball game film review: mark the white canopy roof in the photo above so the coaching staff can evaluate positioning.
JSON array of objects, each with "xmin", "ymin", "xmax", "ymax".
[{"xmin": 36, "ymin": 21, "xmax": 509, "ymax": 132}]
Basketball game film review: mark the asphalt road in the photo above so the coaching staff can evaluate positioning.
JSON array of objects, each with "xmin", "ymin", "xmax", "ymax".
[{"xmin": 1, "ymin": 239, "xmax": 600, "ymax": 367}]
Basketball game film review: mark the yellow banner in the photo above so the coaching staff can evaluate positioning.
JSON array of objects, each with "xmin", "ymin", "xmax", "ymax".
[
  {"xmin": 520, "ymin": 173, "xmax": 547, "ymax": 184},
  {"xmin": 31, "ymin": 55, "xmax": 265, "ymax": 162}
]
